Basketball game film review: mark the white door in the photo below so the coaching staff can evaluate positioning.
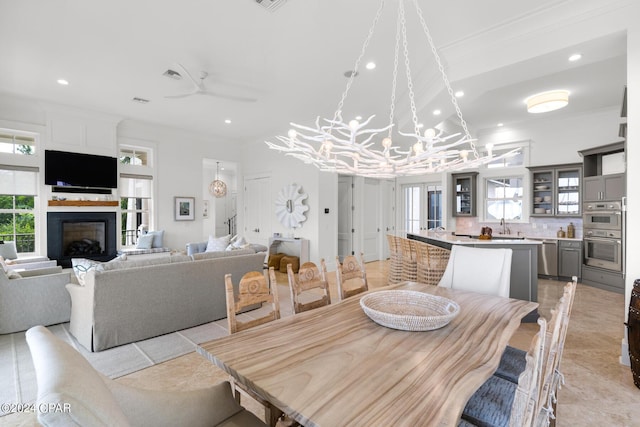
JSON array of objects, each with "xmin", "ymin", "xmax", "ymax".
[
  {"xmin": 362, "ymin": 178, "xmax": 380, "ymax": 262},
  {"xmin": 337, "ymin": 175, "xmax": 353, "ymax": 262},
  {"xmin": 244, "ymin": 176, "xmax": 270, "ymax": 244},
  {"xmin": 381, "ymin": 179, "xmax": 396, "ymax": 259}
]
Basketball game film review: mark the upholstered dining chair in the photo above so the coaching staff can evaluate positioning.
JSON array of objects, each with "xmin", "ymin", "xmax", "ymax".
[
  {"xmin": 225, "ymin": 268, "xmax": 283, "ymax": 426},
  {"xmin": 335, "ymin": 252, "xmax": 369, "ymax": 301},
  {"xmin": 25, "ymin": 325, "xmax": 267, "ymax": 427},
  {"xmin": 437, "ymin": 245, "xmax": 512, "ymax": 298},
  {"xmin": 287, "ymin": 260, "xmax": 331, "ymax": 314}
]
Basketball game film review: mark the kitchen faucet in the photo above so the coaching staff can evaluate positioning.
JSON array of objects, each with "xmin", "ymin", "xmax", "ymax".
[{"xmin": 499, "ymin": 218, "xmax": 511, "ymax": 235}]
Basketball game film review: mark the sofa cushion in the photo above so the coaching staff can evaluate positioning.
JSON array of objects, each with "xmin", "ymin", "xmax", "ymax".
[
  {"xmin": 72, "ymin": 258, "xmax": 105, "ymax": 286},
  {"xmin": 192, "ymin": 248, "xmax": 255, "ymax": 261},
  {"xmin": 136, "ymin": 233, "xmax": 154, "ymax": 249},
  {"xmin": 206, "ymin": 235, "xmax": 231, "ymax": 252},
  {"xmin": 0, "ymin": 241, "xmax": 18, "ymax": 260},
  {"xmin": 0, "ymin": 256, "xmax": 7, "ymax": 273}
]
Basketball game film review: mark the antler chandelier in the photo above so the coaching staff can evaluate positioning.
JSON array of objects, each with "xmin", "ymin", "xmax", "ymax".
[{"xmin": 265, "ymin": 0, "xmax": 517, "ymax": 178}]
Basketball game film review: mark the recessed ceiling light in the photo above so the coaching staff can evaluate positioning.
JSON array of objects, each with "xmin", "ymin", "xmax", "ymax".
[
  {"xmin": 224, "ymin": 119, "xmax": 231, "ymax": 124},
  {"xmin": 57, "ymin": 79, "xmax": 69, "ymax": 86},
  {"xmin": 365, "ymin": 62, "xmax": 376, "ymax": 70},
  {"xmin": 497, "ymin": 123, "xmax": 504, "ymax": 127},
  {"xmin": 417, "ymin": 123, "xmax": 424, "ymax": 128},
  {"xmin": 454, "ymin": 90, "xmax": 464, "ymax": 98},
  {"xmin": 568, "ymin": 53, "xmax": 582, "ymax": 62},
  {"xmin": 433, "ymin": 109, "xmax": 441, "ymax": 116}
]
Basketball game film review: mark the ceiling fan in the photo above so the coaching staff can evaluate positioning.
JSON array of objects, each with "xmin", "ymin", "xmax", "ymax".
[{"xmin": 164, "ymin": 63, "xmax": 257, "ymax": 102}]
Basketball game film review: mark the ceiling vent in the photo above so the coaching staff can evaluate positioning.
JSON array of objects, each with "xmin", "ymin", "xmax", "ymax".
[
  {"xmin": 162, "ymin": 69, "xmax": 182, "ymax": 80},
  {"xmin": 255, "ymin": 0, "xmax": 287, "ymax": 12}
]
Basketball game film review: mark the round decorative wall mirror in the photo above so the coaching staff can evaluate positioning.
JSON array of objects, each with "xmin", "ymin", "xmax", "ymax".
[{"xmin": 275, "ymin": 183, "xmax": 309, "ymax": 229}]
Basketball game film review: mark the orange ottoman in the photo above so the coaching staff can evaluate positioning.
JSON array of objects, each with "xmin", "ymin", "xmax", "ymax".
[{"xmin": 280, "ymin": 255, "xmax": 300, "ymax": 273}]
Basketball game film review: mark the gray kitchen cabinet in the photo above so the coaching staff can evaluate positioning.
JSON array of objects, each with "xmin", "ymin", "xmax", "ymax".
[
  {"xmin": 529, "ymin": 163, "xmax": 581, "ymax": 217},
  {"xmin": 452, "ymin": 172, "xmax": 478, "ymax": 217},
  {"xmin": 558, "ymin": 240, "xmax": 582, "ymax": 279},
  {"xmin": 583, "ymin": 173, "xmax": 625, "ymax": 202}
]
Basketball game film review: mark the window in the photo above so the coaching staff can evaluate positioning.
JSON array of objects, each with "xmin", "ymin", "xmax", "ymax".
[
  {"xmin": 120, "ymin": 146, "xmax": 150, "ymax": 166},
  {"xmin": 120, "ymin": 174, "xmax": 153, "ymax": 246},
  {"xmin": 0, "ymin": 130, "xmax": 36, "ymax": 155},
  {"xmin": 485, "ymin": 177, "xmax": 523, "ymax": 221},
  {"xmin": 402, "ymin": 183, "xmax": 442, "ymax": 233},
  {"xmin": 0, "ymin": 167, "xmax": 38, "ymax": 253},
  {"xmin": 483, "ymin": 143, "xmax": 527, "ymax": 169}
]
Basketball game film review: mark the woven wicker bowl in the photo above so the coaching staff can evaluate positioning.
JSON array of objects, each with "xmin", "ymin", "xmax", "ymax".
[{"xmin": 360, "ymin": 290, "xmax": 460, "ymax": 331}]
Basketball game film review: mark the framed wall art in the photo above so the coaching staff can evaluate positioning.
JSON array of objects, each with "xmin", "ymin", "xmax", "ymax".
[{"xmin": 174, "ymin": 197, "xmax": 195, "ymax": 221}]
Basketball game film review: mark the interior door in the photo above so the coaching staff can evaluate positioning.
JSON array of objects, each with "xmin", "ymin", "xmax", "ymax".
[
  {"xmin": 244, "ymin": 176, "xmax": 270, "ymax": 244},
  {"xmin": 381, "ymin": 179, "xmax": 396, "ymax": 259},
  {"xmin": 337, "ymin": 175, "xmax": 353, "ymax": 262},
  {"xmin": 362, "ymin": 178, "xmax": 380, "ymax": 262}
]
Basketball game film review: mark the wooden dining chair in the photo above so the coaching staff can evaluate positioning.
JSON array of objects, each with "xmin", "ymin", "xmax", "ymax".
[
  {"xmin": 335, "ymin": 253, "xmax": 368, "ymax": 300},
  {"xmin": 437, "ymin": 245, "xmax": 512, "ymax": 297},
  {"xmin": 287, "ymin": 260, "xmax": 331, "ymax": 314},
  {"xmin": 460, "ymin": 317, "xmax": 548, "ymax": 427},
  {"xmin": 225, "ymin": 268, "xmax": 283, "ymax": 426}
]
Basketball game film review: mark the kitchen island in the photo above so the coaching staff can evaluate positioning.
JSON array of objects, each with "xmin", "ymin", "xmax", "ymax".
[{"xmin": 407, "ymin": 231, "xmax": 541, "ymax": 321}]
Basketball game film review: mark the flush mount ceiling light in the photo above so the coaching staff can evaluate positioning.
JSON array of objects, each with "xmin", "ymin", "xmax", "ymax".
[
  {"xmin": 265, "ymin": 0, "xmax": 518, "ymax": 178},
  {"xmin": 526, "ymin": 90, "xmax": 570, "ymax": 114},
  {"xmin": 208, "ymin": 162, "xmax": 227, "ymax": 198}
]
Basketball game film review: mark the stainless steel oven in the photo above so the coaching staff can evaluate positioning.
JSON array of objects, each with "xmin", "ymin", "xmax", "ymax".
[
  {"xmin": 584, "ymin": 229, "xmax": 623, "ymax": 271},
  {"xmin": 583, "ymin": 201, "xmax": 623, "ymax": 230}
]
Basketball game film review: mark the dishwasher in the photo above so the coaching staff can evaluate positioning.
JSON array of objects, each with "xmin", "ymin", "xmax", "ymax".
[{"xmin": 530, "ymin": 238, "xmax": 558, "ymax": 277}]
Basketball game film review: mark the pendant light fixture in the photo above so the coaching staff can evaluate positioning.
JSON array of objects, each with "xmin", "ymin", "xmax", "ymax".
[{"xmin": 209, "ymin": 161, "xmax": 227, "ymax": 198}]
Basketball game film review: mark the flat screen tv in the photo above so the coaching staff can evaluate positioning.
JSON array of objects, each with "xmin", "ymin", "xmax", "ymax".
[{"xmin": 45, "ymin": 150, "xmax": 118, "ymax": 189}]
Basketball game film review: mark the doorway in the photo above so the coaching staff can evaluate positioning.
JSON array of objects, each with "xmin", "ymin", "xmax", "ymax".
[{"xmin": 203, "ymin": 159, "xmax": 237, "ymax": 238}]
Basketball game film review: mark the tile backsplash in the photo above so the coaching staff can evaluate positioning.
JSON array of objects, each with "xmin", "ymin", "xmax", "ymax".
[{"xmin": 454, "ymin": 217, "xmax": 582, "ymax": 239}]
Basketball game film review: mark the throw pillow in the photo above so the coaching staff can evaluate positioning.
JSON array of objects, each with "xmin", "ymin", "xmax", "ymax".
[
  {"xmin": 146, "ymin": 230, "xmax": 165, "ymax": 248},
  {"xmin": 71, "ymin": 258, "xmax": 104, "ymax": 286},
  {"xmin": 205, "ymin": 235, "xmax": 230, "ymax": 252},
  {"xmin": 0, "ymin": 256, "xmax": 7, "ymax": 273},
  {"xmin": 136, "ymin": 233, "xmax": 154, "ymax": 249},
  {"xmin": 0, "ymin": 241, "xmax": 18, "ymax": 260}
]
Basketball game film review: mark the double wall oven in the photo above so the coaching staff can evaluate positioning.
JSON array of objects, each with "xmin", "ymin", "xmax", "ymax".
[{"xmin": 583, "ymin": 200, "xmax": 624, "ymax": 272}]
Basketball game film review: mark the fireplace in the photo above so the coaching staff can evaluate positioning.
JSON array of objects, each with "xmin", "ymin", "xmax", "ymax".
[{"xmin": 47, "ymin": 212, "xmax": 117, "ymax": 267}]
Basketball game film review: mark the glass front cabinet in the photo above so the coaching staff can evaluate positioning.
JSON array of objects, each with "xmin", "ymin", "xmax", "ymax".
[
  {"xmin": 529, "ymin": 163, "xmax": 582, "ymax": 217},
  {"xmin": 452, "ymin": 172, "xmax": 478, "ymax": 217}
]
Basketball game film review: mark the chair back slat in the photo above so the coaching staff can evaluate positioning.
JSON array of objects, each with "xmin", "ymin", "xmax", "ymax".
[{"xmin": 288, "ymin": 261, "xmax": 331, "ymax": 314}]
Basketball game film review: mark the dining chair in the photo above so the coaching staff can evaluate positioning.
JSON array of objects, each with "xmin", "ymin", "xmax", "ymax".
[
  {"xmin": 386, "ymin": 234, "xmax": 403, "ymax": 284},
  {"xmin": 335, "ymin": 252, "xmax": 368, "ymax": 300},
  {"xmin": 25, "ymin": 325, "xmax": 268, "ymax": 427},
  {"xmin": 225, "ymin": 268, "xmax": 283, "ymax": 426},
  {"xmin": 415, "ymin": 241, "xmax": 451, "ymax": 286},
  {"xmin": 287, "ymin": 260, "xmax": 331, "ymax": 314},
  {"xmin": 460, "ymin": 317, "xmax": 548, "ymax": 427},
  {"xmin": 437, "ymin": 245, "xmax": 512, "ymax": 297}
]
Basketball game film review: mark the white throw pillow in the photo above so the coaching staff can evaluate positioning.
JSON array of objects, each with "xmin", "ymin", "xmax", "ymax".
[
  {"xmin": 0, "ymin": 241, "xmax": 18, "ymax": 260},
  {"xmin": 232, "ymin": 236, "xmax": 250, "ymax": 249},
  {"xmin": 136, "ymin": 233, "xmax": 154, "ymax": 249},
  {"xmin": 206, "ymin": 235, "xmax": 230, "ymax": 252},
  {"xmin": 71, "ymin": 258, "xmax": 104, "ymax": 286}
]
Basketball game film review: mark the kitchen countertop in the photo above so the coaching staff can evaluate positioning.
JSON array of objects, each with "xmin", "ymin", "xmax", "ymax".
[{"xmin": 407, "ymin": 230, "xmax": 542, "ymax": 245}]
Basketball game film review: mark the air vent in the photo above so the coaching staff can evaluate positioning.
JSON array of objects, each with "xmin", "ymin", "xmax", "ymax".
[
  {"xmin": 162, "ymin": 69, "xmax": 182, "ymax": 80},
  {"xmin": 132, "ymin": 97, "xmax": 150, "ymax": 104},
  {"xmin": 255, "ymin": 0, "xmax": 287, "ymax": 12}
]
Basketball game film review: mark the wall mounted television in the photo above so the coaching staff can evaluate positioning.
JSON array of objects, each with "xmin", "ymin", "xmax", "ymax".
[{"xmin": 45, "ymin": 150, "xmax": 118, "ymax": 192}]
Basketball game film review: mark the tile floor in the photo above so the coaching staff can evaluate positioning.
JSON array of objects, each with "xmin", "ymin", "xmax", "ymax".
[{"xmin": 3, "ymin": 261, "xmax": 640, "ymax": 426}]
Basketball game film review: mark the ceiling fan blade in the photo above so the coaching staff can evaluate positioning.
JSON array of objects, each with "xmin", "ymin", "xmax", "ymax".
[
  {"xmin": 164, "ymin": 92, "xmax": 197, "ymax": 99},
  {"xmin": 174, "ymin": 63, "xmax": 203, "ymax": 91},
  {"xmin": 201, "ymin": 91, "xmax": 258, "ymax": 103}
]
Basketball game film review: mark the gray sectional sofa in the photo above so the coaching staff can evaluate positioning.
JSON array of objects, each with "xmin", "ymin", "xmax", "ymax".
[{"xmin": 66, "ymin": 249, "xmax": 266, "ymax": 351}]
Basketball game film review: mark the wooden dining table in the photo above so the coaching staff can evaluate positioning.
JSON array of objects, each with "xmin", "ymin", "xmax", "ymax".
[{"xmin": 197, "ymin": 281, "xmax": 538, "ymax": 427}]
